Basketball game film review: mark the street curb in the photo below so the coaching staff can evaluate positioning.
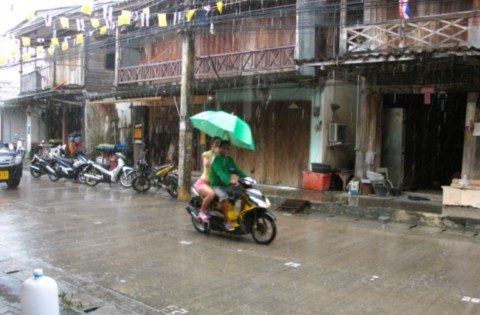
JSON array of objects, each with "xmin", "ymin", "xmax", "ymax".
[{"xmin": 268, "ymin": 195, "xmax": 480, "ymax": 231}]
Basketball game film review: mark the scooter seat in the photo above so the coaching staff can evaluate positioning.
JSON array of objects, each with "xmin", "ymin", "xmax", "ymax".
[{"xmin": 55, "ymin": 156, "xmax": 74, "ymax": 164}]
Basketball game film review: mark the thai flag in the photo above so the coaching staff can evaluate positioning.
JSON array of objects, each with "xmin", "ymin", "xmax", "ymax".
[{"xmin": 399, "ymin": 0, "xmax": 411, "ymax": 20}]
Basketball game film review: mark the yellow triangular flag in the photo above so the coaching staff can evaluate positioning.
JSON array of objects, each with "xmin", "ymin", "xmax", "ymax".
[
  {"xmin": 48, "ymin": 47, "xmax": 55, "ymax": 56},
  {"xmin": 76, "ymin": 34, "xmax": 83, "ymax": 45},
  {"xmin": 187, "ymin": 9, "xmax": 196, "ymax": 22},
  {"xmin": 0, "ymin": 56, "xmax": 6, "ymax": 65},
  {"xmin": 82, "ymin": 2, "xmax": 92, "ymax": 15},
  {"xmin": 22, "ymin": 37, "xmax": 31, "ymax": 47},
  {"xmin": 51, "ymin": 37, "xmax": 59, "ymax": 47},
  {"xmin": 23, "ymin": 53, "xmax": 31, "ymax": 61},
  {"xmin": 158, "ymin": 13, "xmax": 167, "ymax": 27},
  {"xmin": 62, "ymin": 41, "xmax": 68, "ymax": 51},
  {"xmin": 36, "ymin": 46, "xmax": 45, "ymax": 56},
  {"xmin": 100, "ymin": 26, "xmax": 107, "ymax": 35},
  {"xmin": 91, "ymin": 18, "xmax": 100, "ymax": 29},
  {"xmin": 10, "ymin": 49, "xmax": 17, "ymax": 57},
  {"xmin": 143, "ymin": 8, "xmax": 150, "ymax": 14},
  {"xmin": 217, "ymin": 1, "xmax": 223, "ymax": 14},
  {"xmin": 60, "ymin": 17, "xmax": 70, "ymax": 29},
  {"xmin": 26, "ymin": 10, "xmax": 35, "ymax": 21}
]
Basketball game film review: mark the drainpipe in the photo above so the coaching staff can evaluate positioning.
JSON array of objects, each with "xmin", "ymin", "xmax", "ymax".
[{"xmin": 355, "ymin": 75, "xmax": 360, "ymax": 150}]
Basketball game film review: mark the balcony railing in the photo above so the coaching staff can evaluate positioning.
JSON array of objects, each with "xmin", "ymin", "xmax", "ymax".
[
  {"xmin": 341, "ymin": 11, "xmax": 475, "ymax": 54},
  {"xmin": 21, "ymin": 66, "xmax": 53, "ymax": 93},
  {"xmin": 117, "ymin": 46, "xmax": 296, "ymax": 84}
]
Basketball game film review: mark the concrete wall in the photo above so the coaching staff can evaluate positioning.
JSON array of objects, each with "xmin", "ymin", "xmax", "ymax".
[
  {"xmin": 0, "ymin": 106, "xmax": 26, "ymax": 144},
  {"xmin": 321, "ymin": 75, "xmax": 359, "ymax": 170}
]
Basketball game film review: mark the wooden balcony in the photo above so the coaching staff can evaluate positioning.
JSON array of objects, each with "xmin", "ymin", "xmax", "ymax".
[
  {"xmin": 341, "ymin": 11, "xmax": 476, "ymax": 55},
  {"xmin": 20, "ymin": 66, "xmax": 53, "ymax": 93},
  {"xmin": 117, "ymin": 46, "xmax": 296, "ymax": 85}
]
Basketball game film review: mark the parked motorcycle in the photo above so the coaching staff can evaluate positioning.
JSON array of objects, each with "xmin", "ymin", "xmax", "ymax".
[
  {"xmin": 83, "ymin": 152, "xmax": 134, "ymax": 187},
  {"xmin": 47, "ymin": 153, "xmax": 90, "ymax": 183},
  {"xmin": 30, "ymin": 143, "xmax": 61, "ymax": 178},
  {"xmin": 29, "ymin": 153, "xmax": 53, "ymax": 178},
  {"xmin": 186, "ymin": 176, "xmax": 277, "ymax": 244},
  {"xmin": 130, "ymin": 152, "xmax": 178, "ymax": 197}
]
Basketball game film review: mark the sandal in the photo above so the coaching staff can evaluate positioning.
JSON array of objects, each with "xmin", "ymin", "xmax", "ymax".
[
  {"xmin": 224, "ymin": 223, "xmax": 234, "ymax": 231},
  {"xmin": 198, "ymin": 212, "xmax": 209, "ymax": 223}
]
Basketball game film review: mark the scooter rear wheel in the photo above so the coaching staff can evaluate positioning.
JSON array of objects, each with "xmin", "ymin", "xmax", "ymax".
[
  {"xmin": 120, "ymin": 170, "xmax": 134, "ymax": 188},
  {"xmin": 47, "ymin": 163, "xmax": 60, "ymax": 182},
  {"xmin": 85, "ymin": 168, "xmax": 101, "ymax": 187}
]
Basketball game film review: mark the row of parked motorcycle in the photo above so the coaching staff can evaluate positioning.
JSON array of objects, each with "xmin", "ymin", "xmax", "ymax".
[{"xmin": 29, "ymin": 145, "xmax": 178, "ymax": 198}]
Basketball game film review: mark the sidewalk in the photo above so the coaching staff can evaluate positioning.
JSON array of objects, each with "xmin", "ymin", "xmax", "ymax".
[{"xmin": 258, "ymin": 184, "xmax": 480, "ymax": 230}]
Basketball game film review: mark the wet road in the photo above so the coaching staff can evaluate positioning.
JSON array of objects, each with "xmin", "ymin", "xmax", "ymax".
[{"xmin": 1, "ymin": 172, "xmax": 480, "ymax": 314}]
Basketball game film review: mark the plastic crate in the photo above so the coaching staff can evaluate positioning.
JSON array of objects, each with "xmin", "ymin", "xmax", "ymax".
[{"xmin": 302, "ymin": 171, "xmax": 331, "ymax": 191}]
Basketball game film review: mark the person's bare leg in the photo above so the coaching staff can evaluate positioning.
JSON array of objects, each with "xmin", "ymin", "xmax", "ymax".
[{"xmin": 199, "ymin": 186, "xmax": 215, "ymax": 215}]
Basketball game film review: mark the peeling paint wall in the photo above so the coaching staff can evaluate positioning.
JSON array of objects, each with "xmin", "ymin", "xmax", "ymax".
[{"xmin": 84, "ymin": 101, "xmax": 132, "ymax": 156}]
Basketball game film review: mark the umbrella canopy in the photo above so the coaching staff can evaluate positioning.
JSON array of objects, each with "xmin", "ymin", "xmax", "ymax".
[{"xmin": 190, "ymin": 111, "xmax": 255, "ymax": 151}]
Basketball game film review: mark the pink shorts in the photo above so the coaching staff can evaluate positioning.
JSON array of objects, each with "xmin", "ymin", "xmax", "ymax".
[{"xmin": 194, "ymin": 178, "xmax": 210, "ymax": 191}]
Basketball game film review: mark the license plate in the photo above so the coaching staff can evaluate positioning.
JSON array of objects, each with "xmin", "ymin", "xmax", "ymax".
[{"xmin": 0, "ymin": 170, "xmax": 9, "ymax": 180}]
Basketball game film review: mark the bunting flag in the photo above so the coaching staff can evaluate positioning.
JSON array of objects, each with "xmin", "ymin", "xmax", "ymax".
[
  {"xmin": 82, "ymin": 2, "xmax": 93, "ymax": 15},
  {"xmin": 60, "ymin": 17, "xmax": 70, "ymax": 29},
  {"xmin": 76, "ymin": 33, "xmax": 84, "ymax": 45},
  {"xmin": 187, "ymin": 9, "xmax": 196, "ymax": 22},
  {"xmin": 118, "ymin": 11, "xmax": 131, "ymax": 26},
  {"xmin": 23, "ymin": 52, "xmax": 31, "ymax": 61},
  {"xmin": 8, "ymin": 4, "xmax": 231, "ymax": 64},
  {"xmin": 51, "ymin": 37, "xmax": 59, "ymax": 47},
  {"xmin": 26, "ymin": 10, "xmax": 35, "ymax": 21},
  {"xmin": 22, "ymin": 37, "xmax": 31, "ymax": 47},
  {"xmin": 103, "ymin": 5, "xmax": 113, "ymax": 25},
  {"xmin": 0, "ymin": 56, "xmax": 6, "ymax": 65},
  {"xmin": 62, "ymin": 40, "xmax": 69, "ymax": 51},
  {"xmin": 76, "ymin": 18, "xmax": 85, "ymax": 31},
  {"xmin": 141, "ymin": 8, "xmax": 150, "ymax": 27},
  {"xmin": 173, "ymin": 11, "xmax": 181, "ymax": 25},
  {"xmin": 217, "ymin": 1, "xmax": 223, "ymax": 14},
  {"xmin": 91, "ymin": 18, "xmax": 100, "ymax": 29},
  {"xmin": 44, "ymin": 15, "xmax": 52, "ymax": 27},
  {"xmin": 141, "ymin": 12, "xmax": 149, "ymax": 27},
  {"xmin": 158, "ymin": 13, "xmax": 167, "ymax": 27},
  {"xmin": 399, "ymin": 0, "xmax": 411, "ymax": 20},
  {"xmin": 36, "ymin": 46, "xmax": 45, "ymax": 56}
]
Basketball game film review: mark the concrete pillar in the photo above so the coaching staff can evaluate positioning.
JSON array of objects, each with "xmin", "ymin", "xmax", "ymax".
[{"xmin": 461, "ymin": 92, "xmax": 479, "ymax": 178}]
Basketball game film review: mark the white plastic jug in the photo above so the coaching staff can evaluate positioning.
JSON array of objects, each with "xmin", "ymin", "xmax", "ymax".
[{"xmin": 21, "ymin": 269, "xmax": 59, "ymax": 315}]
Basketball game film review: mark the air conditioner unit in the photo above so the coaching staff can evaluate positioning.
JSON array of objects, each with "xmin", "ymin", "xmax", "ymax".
[{"xmin": 329, "ymin": 123, "xmax": 347, "ymax": 143}]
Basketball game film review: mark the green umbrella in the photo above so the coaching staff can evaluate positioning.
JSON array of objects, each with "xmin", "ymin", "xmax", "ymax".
[{"xmin": 190, "ymin": 110, "xmax": 255, "ymax": 151}]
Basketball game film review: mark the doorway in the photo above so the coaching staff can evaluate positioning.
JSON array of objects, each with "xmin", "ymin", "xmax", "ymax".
[{"xmin": 382, "ymin": 93, "xmax": 465, "ymax": 190}]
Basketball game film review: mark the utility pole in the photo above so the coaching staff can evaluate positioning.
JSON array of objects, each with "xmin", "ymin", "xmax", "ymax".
[{"xmin": 177, "ymin": 3, "xmax": 195, "ymax": 201}]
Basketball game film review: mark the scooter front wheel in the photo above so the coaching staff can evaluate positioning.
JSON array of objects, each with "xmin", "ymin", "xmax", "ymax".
[
  {"xmin": 251, "ymin": 212, "xmax": 276, "ymax": 245},
  {"xmin": 191, "ymin": 216, "xmax": 209, "ymax": 234}
]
